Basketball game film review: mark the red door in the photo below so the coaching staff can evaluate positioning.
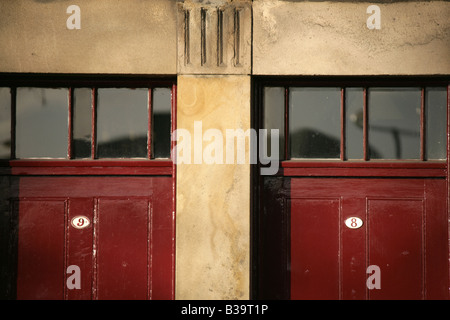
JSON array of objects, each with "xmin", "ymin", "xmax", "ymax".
[
  {"xmin": 289, "ymin": 178, "xmax": 448, "ymax": 300},
  {"xmin": 14, "ymin": 174, "xmax": 174, "ymax": 300},
  {"xmin": 256, "ymin": 168, "xmax": 449, "ymax": 300},
  {"xmin": 0, "ymin": 77, "xmax": 177, "ymax": 300},
  {"xmin": 253, "ymin": 80, "xmax": 449, "ymax": 300}
]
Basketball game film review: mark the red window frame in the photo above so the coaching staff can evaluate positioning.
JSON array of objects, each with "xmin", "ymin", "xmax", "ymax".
[
  {"xmin": 0, "ymin": 74, "xmax": 177, "ymax": 176},
  {"xmin": 253, "ymin": 76, "xmax": 450, "ymax": 178}
]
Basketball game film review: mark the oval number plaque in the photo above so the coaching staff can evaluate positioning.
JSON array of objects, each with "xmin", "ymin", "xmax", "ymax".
[
  {"xmin": 345, "ymin": 217, "xmax": 363, "ymax": 229},
  {"xmin": 71, "ymin": 216, "xmax": 90, "ymax": 229}
]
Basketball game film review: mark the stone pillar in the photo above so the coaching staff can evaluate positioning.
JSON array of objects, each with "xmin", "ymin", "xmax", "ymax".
[{"xmin": 175, "ymin": 0, "xmax": 252, "ymax": 299}]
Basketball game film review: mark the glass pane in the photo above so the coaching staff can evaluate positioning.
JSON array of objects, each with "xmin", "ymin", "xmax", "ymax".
[
  {"xmin": 426, "ymin": 87, "xmax": 447, "ymax": 160},
  {"xmin": 263, "ymin": 87, "xmax": 285, "ymax": 160},
  {"xmin": 16, "ymin": 88, "xmax": 68, "ymax": 158},
  {"xmin": 152, "ymin": 88, "xmax": 171, "ymax": 159},
  {"xmin": 345, "ymin": 88, "xmax": 364, "ymax": 160},
  {"xmin": 0, "ymin": 88, "xmax": 11, "ymax": 159},
  {"xmin": 97, "ymin": 88, "xmax": 148, "ymax": 158},
  {"xmin": 73, "ymin": 88, "xmax": 92, "ymax": 158},
  {"xmin": 289, "ymin": 87, "xmax": 341, "ymax": 159},
  {"xmin": 368, "ymin": 88, "xmax": 421, "ymax": 160}
]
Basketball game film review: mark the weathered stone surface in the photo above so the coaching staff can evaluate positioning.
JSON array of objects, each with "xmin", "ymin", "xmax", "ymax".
[
  {"xmin": 0, "ymin": 0, "xmax": 177, "ymax": 74},
  {"xmin": 177, "ymin": 1, "xmax": 251, "ymax": 75},
  {"xmin": 2, "ymin": 0, "xmax": 448, "ymax": 75},
  {"xmin": 176, "ymin": 75, "xmax": 250, "ymax": 299},
  {"xmin": 253, "ymin": 0, "xmax": 450, "ymax": 75}
]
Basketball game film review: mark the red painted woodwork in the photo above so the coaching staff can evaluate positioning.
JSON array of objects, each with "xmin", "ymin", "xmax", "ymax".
[
  {"xmin": 96, "ymin": 198, "xmax": 149, "ymax": 300},
  {"xmin": 288, "ymin": 178, "xmax": 448, "ymax": 300},
  {"xmin": 66, "ymin": 198, "xmax": 94, "ymax": 300},
  {"xmin": 253, "ymin": 78, "xmax": 449, "ymax": 300},
  {"xmin": 256, "ymin": 161, "xmax": 446, "ymax": 178},
  {"xmin": 340, "ymin": 88, "xmax": 345, "ymax": 161},
  {"xmin": 368, "ymin": 198, "xmax": 423, "ymax": 300},
  {"xmin": 0, "ymin": 75, "xmax": 177, "ymax": 300},
  {"xmin": 281, "ymin": 161, "xmax": 446, "ymax": 169},
  {"xmin": 91, "ymin": 88, "xmax": 96, "ymax": 160},
  {"xmin": 282, "ymin": 167, "xmax": 445, "ymax": 178},
  {"xmin": 15, "ymin": 176, "xmax": 174, "ymax": 300},
  {"xmin": 281, "ymin": 161, "xmax": 446, "ymax": 178},
  {"xmin": 290, "ymin": 198, "xmax": 340, "ymax": 299},
  {"xmin": 2, "ymin": 160, "xmax": 172, "ymax": 176},
  {"xmin": 17, "ymin": 200, "xmax": 66, "ymax": 300}
]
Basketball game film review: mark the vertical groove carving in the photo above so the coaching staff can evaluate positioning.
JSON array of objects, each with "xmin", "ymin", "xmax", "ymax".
[
  {"xmin": 234, "ymin": 8, "xmax": 241, "ymax": 66},
  {"xmin": 217, "ymin": 8, "xmax": 224, "ymax": 66},
  {"xmin": 184, "ymin": 10, "xmax": 190, "ymax": 65},
  {"xmin": 178, "ymin": 2, "xmax": 249, "ymax": 73},
  {"xmin": 201, "ymin": 8, "xmax": 207, "ymax": 66}
]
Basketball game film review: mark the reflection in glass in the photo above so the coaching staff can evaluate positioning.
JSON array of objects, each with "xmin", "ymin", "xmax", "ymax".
[
  {"xmin": 73, "ymin": 88, "xmax": 92, "ymax": 158},
  {"xmin": 97, "ymin": 88, "xmax": 148, "ymax": 158},
  {"xmin": 368, "ymin": 88, "xmax": 421, "ymax": 159},
  {"xmin": 263, "ymin": 87, "xmax": 285, "ymax": 160},
  {"xmin": 16, "ymin": 88, "xmax": 68, "ymax": 158},
  {"xmin": 152, "ymin": 88, "xmax": 171, "ymax": 159},
  {"xmin": 426, "ymin": 87, "xmax": 447, "ymax": 160},
  {"xmin": 345, "ymin": 88, "xmax": 364, "ymax": 160},
  {"xmin": 0, "ymin": 88, "xmax": 11, "ymax": 159},
  {"xmin": 289, "ymin": 87, "xmax": 341, "ymax": 159}
]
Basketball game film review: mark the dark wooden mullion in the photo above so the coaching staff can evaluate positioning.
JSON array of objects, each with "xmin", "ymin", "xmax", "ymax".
[
  {"xmin": 148, "ymin": 88, "xmax": 153, "ymax": 160},
  {"xmin": 284, "ymin": 87, "xmax": 289, "ymax": 161},
  {"xmin": 363, "ymin": 87, "xmax": 369, "ymax": 161},
  {"xmin": 68, "ymin": 87, "xmax": 73, "ymax": 159},
  {"xmin": 420, "ymin": 87, "xmax": 426, "ymax": 161},
  {"xmin": 10, "ymin": 87, "xmax": 16, "ymax": 160},
  {"xmin": 91, "ymin": 88, "xmax": 97, "ymax": 160},
  {"xmin": 340, "ymin": 88, "xmax": 345, "ymax": 161}
]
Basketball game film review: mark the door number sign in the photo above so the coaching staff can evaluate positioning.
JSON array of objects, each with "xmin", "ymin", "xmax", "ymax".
[
  {"xmin": 71, "ymin": 216, "xmax": 90, "ymax": 229},
  {"xmin": 345, "ymin": 217, "xmax": 363, "ymax": 229}
]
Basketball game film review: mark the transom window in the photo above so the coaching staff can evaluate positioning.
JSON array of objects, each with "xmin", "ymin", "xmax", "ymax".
[
  {"xmin": 0, "ymin": 79, "xmax": 174, "ymax": 160},
  {"xmin": 262, "ymin": 84, "xmax": 448, "ymax": 161}
]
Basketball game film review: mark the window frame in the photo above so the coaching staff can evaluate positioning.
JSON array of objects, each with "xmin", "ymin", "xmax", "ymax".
[
  {"xmin": 0, "ymin": 74, "xmax": 177, "ymax": 176},
  {"xmin": 253, "ymin": 76, "xmax": 450, "ymax": 178}
]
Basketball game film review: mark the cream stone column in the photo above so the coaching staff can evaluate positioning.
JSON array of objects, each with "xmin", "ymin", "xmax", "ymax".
[{"xmin": 175, "ymin": 1, "xmax": 252, "ymax": 299}]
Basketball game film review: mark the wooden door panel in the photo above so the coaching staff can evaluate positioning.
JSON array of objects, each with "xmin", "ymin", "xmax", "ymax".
[
  {"xmin": 96, "ymin": 198, "xmax": 150, "ymax": 300},
  {"xmin": 257, "ymin": 177, "xmax": 290, "ymax": 300},
  {"xmin": 148, "ymin": 176, "xmax": 175, "ymax": 300},
  {"xmin": 258, "ymin": 177, "xmax": 448, "ymax": 300},
  {"xmin": 290, "ymin": 198, "xmax": 340, "ymax": 299},
  {"xmin": 15, "ymin": 176, "xmax": 173, "ymax": 300},
  {"xmin": 290, "ymin": 178, "xmax": 425, "ymax": 199},
  {"xmin": 66, "ymin": 198, "xmax": 94, "ymax": 300},
  {"xmin": 341, "ymin": 196, "xmax": 367, "ymax": 300},
  {"xmin": 424, "ymin": 179, "xmax": 449, "ymax": 299},
  {"xmin": 17, "ymin": 200, "xmax": 66, "ymax": 300},
  {"xmin": 368, "ymin": 199, "xmax": 424, "ymax": 300}
]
